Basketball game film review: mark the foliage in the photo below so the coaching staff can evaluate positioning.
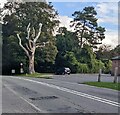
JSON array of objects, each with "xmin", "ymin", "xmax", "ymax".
[
  {"xmin": 56, "ymin": 35, "xmax": 106, "ymax": 73},
  {"xmin": 55, "ymin": 51, "xmax": 89, "ymax": 73},
  {"xmin": 110, "ymin": 45, "xmax": 120, "ymax": 57},
  {"xmin": 78, "ymin": 63, "xmax": 89, "ymax": 73},
  {"xmin": 95, "ymin": 44, "xmax": 113, "ymax": 60},
  {"xmin": 63, "ymin": 51, "xmax": 79, "ymax": 73},
  {"xmin": 56, "ymin": 27, "xmax": 79, "ymax": 53},
  {"xmin": 1, "ymin": 3, "xmax": 109, "ymax": 74},
  {"xmin": 102, "ymin": 60, "xmax": 112, "ymax": 74},
  {"xmin": 2, "ymin": 2, "xmax": 59, "ymax": 74},
  {"xmin": 91, "ymin": 60, "xmax": 105, "ymax": 73},
  {"xmin": 96, "ymin": 44, "xmax": 120, "ymax": 60},
  {"xmin": 71, "ymin": 6, "xmax": 105, "ymax": 48}
]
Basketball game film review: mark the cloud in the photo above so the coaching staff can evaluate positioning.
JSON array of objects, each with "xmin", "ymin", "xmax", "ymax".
[
  {"xmin": 95, "ymin": 2, "xmax": 118, "ymax": 48},
  {"xmin": 97, "ymin": 16, "xmax": 118, "ymax": 25},
  {"xmin": 96, "ymin": 2, "xmax": 118, "ymax": 25},
  {"xmin": 96, "ymin": 2, "xmax": 118, "ymax": 14},
  {"xmin": 0, "ymin": 0, "xmax": 7, "ymax": 8},
  {"xmin": 57, "ymin": 15, "xmax": 74, "ymax": 31},
  {"xmin": 102, "ymin": 29, "xmax": 118, "ymax": 48}
]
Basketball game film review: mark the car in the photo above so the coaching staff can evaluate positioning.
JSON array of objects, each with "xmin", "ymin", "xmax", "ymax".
[{"xmin": 55, "ymin": 67, "xmax": 71, "ymax": 75}]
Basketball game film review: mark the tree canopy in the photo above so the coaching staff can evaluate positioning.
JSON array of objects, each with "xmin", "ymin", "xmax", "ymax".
[
  {"xmin": 71, "ymin": 6, "xmax": 105, "ymax": 48},
  {"xmin": 2, "ymin": 2, "xmax": 59, "ymax": 74}
]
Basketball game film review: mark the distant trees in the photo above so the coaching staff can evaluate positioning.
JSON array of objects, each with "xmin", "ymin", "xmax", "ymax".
[
  {"xmin": 55, "ymin": 27, "xmax": 105, "ymax": 73},
  {"xmin": 110, "ymin": 45, "xmax": 120, "ymax": 57},
  {"xmin": 55, "ymin": 7, "xmax": 106, "ymax": 73},
  {"xmin": 95, "ymin": 44, "xmax": 113, "ymax": 60}
]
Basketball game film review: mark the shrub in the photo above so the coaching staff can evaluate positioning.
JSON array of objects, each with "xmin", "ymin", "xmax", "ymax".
[
  {"xmin": 103, "ymin": 60, "xmax": 112, "ymax": 74},
  {"xmin": 78, "ymin": 63, "xmax": 89, "ymax": 73}
]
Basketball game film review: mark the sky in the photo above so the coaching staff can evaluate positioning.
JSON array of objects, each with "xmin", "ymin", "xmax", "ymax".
[
  {"xmin": 52, "ymin": 2, "xmax": 118, "ymax": 48},
  {"xmin": 0, "ymin": 0, "xmax": 119, "ymax": 48}
]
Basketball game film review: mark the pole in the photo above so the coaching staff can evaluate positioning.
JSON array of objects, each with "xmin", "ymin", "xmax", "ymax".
[
  {"xmin": 113, "ymin": 67, "xmax": 118, "ymax": 83},
  {"xmin": 98, "ymin": 69, "xmax": 102, "ymax": 82},
  {"xmin": 20, "ymin": 63, "xmax": 24, "ymax": 74}
]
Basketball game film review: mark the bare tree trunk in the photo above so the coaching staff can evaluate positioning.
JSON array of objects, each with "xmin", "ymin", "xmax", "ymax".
[
  {"xmin": 17, "ymin": 23, "xmax": 43, "ymax": 74},
  {"xmin": 29, "ymin": 53, "xmax": 35, "ymax": 74}
]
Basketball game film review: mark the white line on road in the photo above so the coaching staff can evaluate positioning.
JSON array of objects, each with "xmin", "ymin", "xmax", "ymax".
[
  {"xmin": 4, "ymin": 84, "xmax": 45, "ymax": 113},
  {"xmin": 6, "ymin": 76, "xmax": 120, "ymax": 107}
]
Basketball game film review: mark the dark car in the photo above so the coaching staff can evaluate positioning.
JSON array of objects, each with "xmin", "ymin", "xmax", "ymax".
[{"xmin": 55, "ymin": 67, "xmax": 71, "ymax": 75}]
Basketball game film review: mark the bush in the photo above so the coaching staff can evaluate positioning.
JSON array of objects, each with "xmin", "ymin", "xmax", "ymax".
[
  {"xmin": 64, "ymin": 52, "xmax": 80, "ymax": 73},
  {"xmin": 88, "ymin": 59, "xmax": 105, "ymax": 73},
  {"xmin": 103, "ymin": 60, "xmax": 112, "ymax": 74},
  {"xmin": 78, "ymin": 63, "xmax": 89, "ymax": 73}
]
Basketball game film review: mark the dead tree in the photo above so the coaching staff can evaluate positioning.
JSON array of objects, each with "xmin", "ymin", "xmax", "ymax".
[{"xmin": 17, "ymin": 23, "xmax": 47, "ymax": 74}]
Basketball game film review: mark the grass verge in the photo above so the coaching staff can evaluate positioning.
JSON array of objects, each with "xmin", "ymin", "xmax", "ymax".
[
  {"xmin": 82, "ymin": 82, "xmax": 120, "ymax": 91},
  {"xmin": 17, "ymin": 72, "xmax": 53, "ymax": 79}
]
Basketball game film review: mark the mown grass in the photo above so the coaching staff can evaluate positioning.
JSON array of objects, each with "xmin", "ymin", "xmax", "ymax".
[
  {"xmin": 82, "ymin": 82, "xmax": 120, "ymax": 91},
  {"xmin": 17, "ymin": 72, "xmax": 53, "ymax": 79}
]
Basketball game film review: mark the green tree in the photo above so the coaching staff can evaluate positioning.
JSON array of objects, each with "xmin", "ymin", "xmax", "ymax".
[
  {"xmin": 64, "ymin": 51, "xmax": 79, "ymax": 73},
  {"xmin": 55, "ymin": 51, "xmax": 80, "ymax": 73},
  {"xmin": 56, "ymin": 27, "xmax": 79, "ymax": 53},
  {"xmin": 2, "ymin": 2, "xmax": 59, "ymax": 74},
  {"xmin": 71, "ymin": 6, "xmax": 105, "ymax": 48}
]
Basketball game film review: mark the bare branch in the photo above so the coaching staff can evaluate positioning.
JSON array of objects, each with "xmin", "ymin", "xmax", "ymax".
[
  {"xmin": 28, "ymin": 40, "xmax": 33, "ymax": 49},
  {"xmin": 26, "ymin": 23, "xmax": 31, "ymax": 39},
  {"xmin": 36, "ymin": 41, "xmax": 49, "ymax": 48},
  {"xmin": 36, "ymin": 45, "xmax": 45, "ymax": 48},
  {"xmin": 34, "ymin": 23, "xmax": 42, "ymax": 43},
  {"xmin": 25, "ymin": 43, "xmax": 32, "ymax": 53},
  {"xmin": 32, "ymin": 27, "xmax": 36, "ymax": 38},
  {"xmin": 17, "ymin": 33, "xmax": 29, "ymax": 57}
]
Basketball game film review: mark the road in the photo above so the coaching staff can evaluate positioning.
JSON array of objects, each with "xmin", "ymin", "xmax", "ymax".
[{"xmin": 1, "ymin": 74, "xmax": 120, "ymax": 113}]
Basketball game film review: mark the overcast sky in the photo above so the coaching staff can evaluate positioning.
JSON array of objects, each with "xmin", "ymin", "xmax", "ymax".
[{"xmin": 0, "ymin": 0, "xmax": 119, "ymax": 48}]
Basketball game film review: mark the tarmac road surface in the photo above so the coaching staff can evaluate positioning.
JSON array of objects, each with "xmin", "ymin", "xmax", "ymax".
[{"xmin": 1, "ymin": 74, "xmax": 119, "ymax": 113}]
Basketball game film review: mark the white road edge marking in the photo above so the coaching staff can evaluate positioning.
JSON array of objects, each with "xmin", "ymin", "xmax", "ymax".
[
  {"xmin": 7, "ymin": 76, "xmax": 120, "ymax": 107},
  {"xmin": 4, "ymin": 84, "xmax": 45, "ymax": 113}
]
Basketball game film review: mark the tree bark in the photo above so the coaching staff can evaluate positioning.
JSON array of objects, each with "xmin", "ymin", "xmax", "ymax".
[
  {"xmin": 17, "ymin": 23, "xmax": 43, "ymax": 74},
  {"xmin": 29, "ymin": 54, "xmax": 35, "ymax": 74}
]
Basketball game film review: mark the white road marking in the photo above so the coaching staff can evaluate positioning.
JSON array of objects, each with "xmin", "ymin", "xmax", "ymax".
[
  {"xmin": 4, "ymin": 84, "xmax": 45, "ymax": 113},
  {"xmin": 5, "ymin": 76, "xmax": 120, "ymax": 107}
]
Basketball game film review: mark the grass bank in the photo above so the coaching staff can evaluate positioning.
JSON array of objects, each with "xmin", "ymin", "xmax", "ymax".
[
  {"xmin": 82, "ymin": 82, "xmax": 120, "ymax": 91},
  {"xmin": 18, "ymin": 72, "xmax": 53, "ymax": 79}
]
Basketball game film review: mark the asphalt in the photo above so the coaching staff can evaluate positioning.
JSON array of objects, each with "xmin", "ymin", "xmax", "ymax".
[{"xmin": 1, "ymin": 74, "xmax": 120, "ymax": 113}]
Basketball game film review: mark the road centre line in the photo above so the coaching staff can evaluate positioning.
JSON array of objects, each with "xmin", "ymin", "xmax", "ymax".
[
  {"xmin": 4, "ymin": 84, "xmax": 45, "ymax": 113},
  {"xmin": 7, "ymin": 76, "xmax": 120, "ymax": 107}
]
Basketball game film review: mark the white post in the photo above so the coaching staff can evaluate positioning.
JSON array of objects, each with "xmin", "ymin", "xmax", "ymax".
[
  {"xmin": 11, "ymin": 69, "xmax": 15, "ymax": 75},
  {"xmin": 20, "ymin": 63, "xmax": 24, "ymax": 74}
]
